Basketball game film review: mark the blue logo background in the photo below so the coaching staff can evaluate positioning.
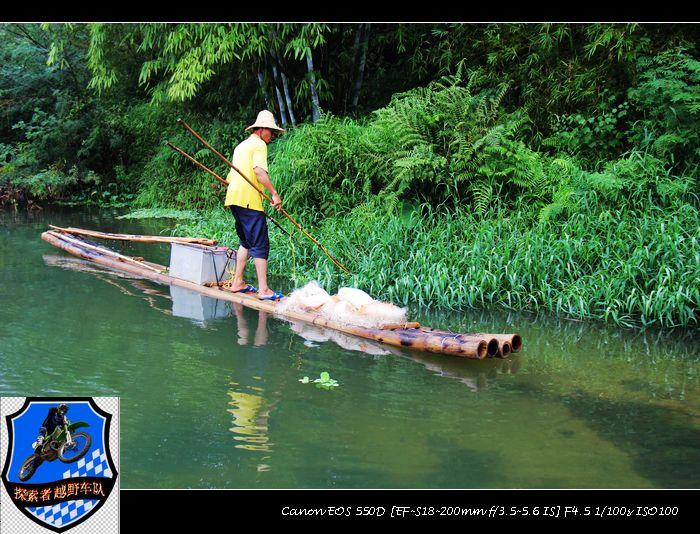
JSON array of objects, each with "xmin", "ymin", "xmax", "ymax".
[{"xmin": 6, "ymin": 401, "xmax": 106, "ymax": 484}]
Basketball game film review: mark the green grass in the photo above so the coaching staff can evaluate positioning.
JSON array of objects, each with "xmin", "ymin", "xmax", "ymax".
[
  {"xmin": 167, "ymin": 71, "xmax": 699, "ymax": 331},
  {"xmin": 177, "ymin": 197, "xmax": 699, "ymax": 330},
  {"xmin": 117, "ymin": 208, "xmax": 200, "ymax": 220}
]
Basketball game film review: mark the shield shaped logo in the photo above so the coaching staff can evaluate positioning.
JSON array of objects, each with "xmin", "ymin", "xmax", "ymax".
[{"xmin": 1, "ymin": 397, "xmax": 118, "ymax": 532}]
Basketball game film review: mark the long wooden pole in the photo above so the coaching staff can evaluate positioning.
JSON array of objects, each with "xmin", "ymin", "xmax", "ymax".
[
  {"xmin": 165, "ymin": 141, "xmax": 292, "ymax": 239},
  {"xmin": 176, "ymin": 118, "xmax": 351, "ymax": 274},
  {"xmin": 47, "ymin": 231, "xmax": 165, "ymax": 274},
  {"xmin": 48, "ymin": 225, "xmax": 218, "ymax": 246}
]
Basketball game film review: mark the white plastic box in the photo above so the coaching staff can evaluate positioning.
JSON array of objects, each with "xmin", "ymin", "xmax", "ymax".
[{"xmin": 169, "ymin": 242, "xmax": 234, "ymax": 285}]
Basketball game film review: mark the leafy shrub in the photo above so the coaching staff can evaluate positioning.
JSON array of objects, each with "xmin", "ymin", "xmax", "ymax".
[
  {"xmin": 628, "ymin": 47, "xmax": 700, "ymax": 172},
  {"xmin": 543, "ymin": 97, "xmax": 631, "ymax": 167},
  {"xmin": 272, "ymin": 70, "xmax": 549, "ymax": 220}
]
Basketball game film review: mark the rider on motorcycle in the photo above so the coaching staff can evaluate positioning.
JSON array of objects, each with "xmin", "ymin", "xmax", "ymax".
[{"xmin": 31, "ymin": 403, "xmax": 70, "ymax": 451}]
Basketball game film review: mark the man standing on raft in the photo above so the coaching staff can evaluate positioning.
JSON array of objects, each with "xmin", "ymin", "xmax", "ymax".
[{"xmin": 225, "ymin": 110, "xmax": 285, "ymax": 301}]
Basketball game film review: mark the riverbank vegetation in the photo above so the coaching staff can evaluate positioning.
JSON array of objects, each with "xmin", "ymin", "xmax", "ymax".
[{"xmin": 1, "ymin": 24, "xmax": 698, "ymax": 327}]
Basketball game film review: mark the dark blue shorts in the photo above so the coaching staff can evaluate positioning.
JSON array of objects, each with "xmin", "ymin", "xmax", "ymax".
[{"xmin": 230, "ymin": 205, "xmax": 269, "ymax": 259}]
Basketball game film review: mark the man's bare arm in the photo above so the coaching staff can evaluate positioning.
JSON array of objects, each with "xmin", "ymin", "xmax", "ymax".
[{"xmin": 254, "ymin": 166, "xmax": 282, "ymax": 210}]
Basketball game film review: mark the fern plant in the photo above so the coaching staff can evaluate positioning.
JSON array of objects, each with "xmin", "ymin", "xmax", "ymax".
[
  {"xmin": 628, "ymin": 47, "xmax": 700, "ymax": 173},
  {"xmin": 539, "ymin": 150, "xmax": 692, "ymax": 223},
  {"xmin": 271, "ymin": 68, "xmax": 554, "ymax": 219}
]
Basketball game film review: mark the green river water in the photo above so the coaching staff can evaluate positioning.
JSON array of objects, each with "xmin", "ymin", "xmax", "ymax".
[{"xmin": 1, "ymin": 207, "xmax": 698, "ymax": 489}]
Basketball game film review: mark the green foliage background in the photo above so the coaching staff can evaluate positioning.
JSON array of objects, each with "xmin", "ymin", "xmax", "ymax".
[{"xmin": 1, "ymin": 23, "xmax": 698, "ymax": 328}]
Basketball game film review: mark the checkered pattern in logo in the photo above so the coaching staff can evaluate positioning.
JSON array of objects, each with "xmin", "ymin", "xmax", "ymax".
[
  {"xmin": 27, "ymin": 499, "xmax": 100, "ymax": 528},
  {"xmin": 60, "ymin": 448, "xmax": 114, "ymax": 479},
  {"xmin": 25, "ymin": 447, "xmax": 112, "ymax": 528}
]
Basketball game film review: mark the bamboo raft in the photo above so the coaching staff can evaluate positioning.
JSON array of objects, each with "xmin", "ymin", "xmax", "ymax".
[{"xmin": 41, "ymin": 227, "xmax": 522, "ymax": 360}]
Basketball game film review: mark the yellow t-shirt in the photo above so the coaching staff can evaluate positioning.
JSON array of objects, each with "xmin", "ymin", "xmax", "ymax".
[{"xmin": 224, "ymin": 134, "xmax": 268, "ymax": 211}]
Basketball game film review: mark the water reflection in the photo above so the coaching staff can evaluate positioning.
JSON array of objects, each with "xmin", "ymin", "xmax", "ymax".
[
  {"xmin": 170, "ymin": 285, "xmax": 230, "ymax": 326},
  {"xmin": 226, "ymin": 381, "xmax": 273, "ymax": 458},
  {"xmin": 227, "ymin": 304, "xmax": 274, "ymax": 468},
  {"xmin": 43, "ymin": 253, "xmax": 141, "ymax": 280},
  {"xmin": 232, "ymin": 303, "xmax": 268, "ymax": 347},
  {"xmin": 286, "ymin": 320, "xmax": 390, "ymax": 355},
  {"xmin": 42, "ymin": 254, "xmax": 172, "ymax": 316},
  {"xmin": 404, "ymin": 351, "xmax": 521, "ymax": 392},
  {"xmin": 42, "ymin": 253, "xmax": 237, "ymax": 328},
  {"xmin": 284, "ymin": 318, "xmax": 519, "ymax": 392}
]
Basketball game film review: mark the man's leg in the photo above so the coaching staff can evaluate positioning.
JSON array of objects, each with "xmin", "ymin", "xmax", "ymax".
[
  {"xmin": 231, "ymin": 246, "xmax": 249, "ymax": 291},
  {"xmin": 246, "ymin": 209, "xmax": 278, "ymax": 299},
  {"xmin": 253, "ymin": 257, "xmax": 270, "ymax": 296},
  {"xmin": 230, "ymin": 206, "xmax": 254, "ymax": 292},
  {"xmin": 32, "ymin": 430, "xmax": 46, "ymax": 453}
]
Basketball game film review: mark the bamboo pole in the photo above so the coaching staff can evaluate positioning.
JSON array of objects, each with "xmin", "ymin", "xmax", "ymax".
[
  {"xmin": 499, "ymin": 341, "xmax": 512, "ymax": 358},
  {"xmin": 419, "ymin": 327, "xmax": 502, "ymax": 357},
  {"xmin": 428, "ymin": 328, "xmax": 523, "ymax": 354},
  {"xmin": 176, "ymin": 118, "xmax": 350, "ymax": 274},
  {"xmin": 48, "ymin": 225, "xmax": 217, "ymax": 246},
  {"xmin": 45, "ymin": 231, "xmax": 165, "ymax": 274}
]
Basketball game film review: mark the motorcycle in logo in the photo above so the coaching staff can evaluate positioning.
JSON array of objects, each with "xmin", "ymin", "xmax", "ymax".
[
  {"xmin": 2, "ymin": 398, "xmax": 118, "ymax": 532},
  {"xmin": 18, "ymin": 420, "xmax": 92, "ymax": 482}
]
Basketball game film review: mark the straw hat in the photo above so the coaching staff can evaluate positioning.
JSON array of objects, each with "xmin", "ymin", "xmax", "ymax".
[{"xmin": 245, "ymin": 110, "xmax": 286, "ymax": 134}]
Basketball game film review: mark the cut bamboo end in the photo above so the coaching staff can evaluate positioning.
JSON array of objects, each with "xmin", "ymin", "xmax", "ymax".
[
  {"xmin": 477, "ymin": 333, "xmax": 522, "ymax": 356},
  {"xmin": 497, "ymin": 341, "xmax": 512, "ymax": 358},
  {"xmin": 487, "ymin": 338, "xmax": 500, "ymax": 357},
  {"xmin": 510, "ymin": 334, "xmax": 523, "ymax": 353}
]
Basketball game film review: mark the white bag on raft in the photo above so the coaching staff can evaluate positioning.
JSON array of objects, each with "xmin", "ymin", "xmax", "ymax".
[
  {"xmin": 338, "ymin": 287, "xmax": 374, "ymax": 308},
  {"xmin": 277, "ymin": 280, "xmax": 330, "ymax": 314},
  {"xmin": 278, "ymin": 281, "xmax": 407, "ymax": 329}
]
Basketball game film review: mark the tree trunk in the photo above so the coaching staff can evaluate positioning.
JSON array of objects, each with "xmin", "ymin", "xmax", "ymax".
[
  {"xmin": 348, "ymin": 24, "xmax": 363, "ymax": 112},
  {"xmin": 270, "ymin": 63, "xmax": 289, "ymax": 127},
  {"xmin": 271, "ymin": 48, "xmax": 296, "ymax": 126},
  {"xmin": 351, "ymin": 24, "xmax": 370, "ymax": 113},
  {"xmin": 257, "ymin": 71, "xmax": 272, "ymax": 110},
  {"xmin": 278, "ymin": 67, "xmax": 297, "ymax": 126},
  {"xmin": 305, "ymin": 50, "xmax": 321, "ymax": 123}
]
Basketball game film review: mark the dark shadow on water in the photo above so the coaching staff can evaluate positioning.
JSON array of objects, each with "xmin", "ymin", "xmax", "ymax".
[
  {"xmin": 423, "ymin": 434, "xmax": 513, "ymax": 488},
  {"xmin": 570, "ymin": 392, "xmax": 700, "ymax": 487},
  {"xmin": 510, "ymin": 381, "xmax": 700, "ymax": 488},
  {"xmin": 277, "ymin": 443, "xmax": 398, "ymax": 488}
]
